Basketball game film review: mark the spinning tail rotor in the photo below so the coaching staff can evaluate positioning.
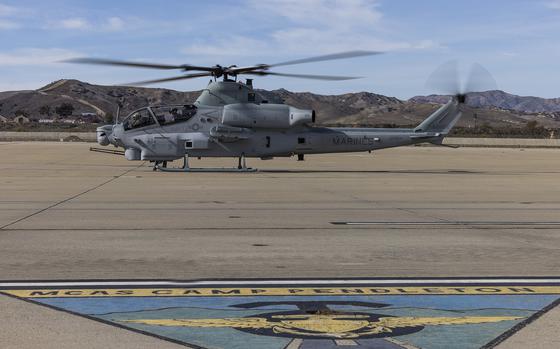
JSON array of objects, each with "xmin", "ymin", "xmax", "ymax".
[{"xmin": 426, "ymin": 61, "xmax": 498, "ymax": 104}]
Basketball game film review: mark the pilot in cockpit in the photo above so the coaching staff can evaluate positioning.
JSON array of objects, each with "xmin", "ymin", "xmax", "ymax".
[
  {"xmin": 162, "ymin": 110, "xmax": 175, "ymax": 124},
  {"xmin": 129, "ymin": 111, "xmax": 144, "ymax": 128}
]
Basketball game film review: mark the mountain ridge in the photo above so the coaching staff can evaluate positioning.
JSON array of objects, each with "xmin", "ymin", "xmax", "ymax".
[
  {"xmin": 410, "ymin": 90, "xmax": 560, "ymax": 114},
  {"xmin": 0, "ymin": 80, "xmax": 559, "ymax": 129}
]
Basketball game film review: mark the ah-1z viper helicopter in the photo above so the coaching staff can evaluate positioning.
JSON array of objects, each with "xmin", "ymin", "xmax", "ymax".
[{"xmin": 68, "ymin": 52, "xmax": 483, "ymax": 172}]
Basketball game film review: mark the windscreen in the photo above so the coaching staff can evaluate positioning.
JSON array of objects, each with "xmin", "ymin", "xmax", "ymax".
[
  {"xmin": 151, "ymin": 105, "xmax": 197, "ymax": 126},
  {"xmin": 123, "ymin": 108, "xmax": 156, "ymax": 131}
]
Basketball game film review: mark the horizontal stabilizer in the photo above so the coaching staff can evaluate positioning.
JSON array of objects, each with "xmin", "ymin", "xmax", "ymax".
[{"xmin": 410, "ymin": 132, "xmax": 442, "ymax": 140}]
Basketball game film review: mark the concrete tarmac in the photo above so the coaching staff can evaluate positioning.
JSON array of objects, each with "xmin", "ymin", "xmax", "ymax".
[{"xmin": 1, "ymin": 142, "xmax": 559, "ymax": 348}]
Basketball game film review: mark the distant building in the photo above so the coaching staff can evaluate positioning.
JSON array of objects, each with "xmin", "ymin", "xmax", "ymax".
[
  {"xmin": 92, "ymin": 116, "xmax": 103, "ymax": 123},
  {"xmin": 79, "ymin": 113, "xmax": 103, "ymax": 123},
  {"xmin": 60, "ymin": 118, "xmax": 91, "ymax": 125},
  {"xmin": 0, "ymin": 115, "xmax": 7, "ymax": 123},
  {"xmin": 38, "ymin": 119, "xmax": 55, "ymax": 124},
  {"xmin": 13, "ymin": 115, "xmax": 30, "ymax": 124}
]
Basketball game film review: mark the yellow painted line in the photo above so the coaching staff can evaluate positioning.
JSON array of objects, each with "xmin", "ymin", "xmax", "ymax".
[{"xmin": 3, "ymin": 286, "xmax": 560, "ymax": 298}]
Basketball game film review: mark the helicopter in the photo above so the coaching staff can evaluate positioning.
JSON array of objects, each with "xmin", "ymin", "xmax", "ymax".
[{"xmin": 66, "ymin": 52, "xmax": 473, "ymax": 172}]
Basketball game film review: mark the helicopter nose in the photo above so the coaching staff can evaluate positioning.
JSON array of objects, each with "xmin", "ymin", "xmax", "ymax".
[
  {"xmin": 110, "ymin": 124, "xmax": 124, "ymax": 143},
  {"xmin": 96, "ymin": 125, "xmax": 113, "ymax": 146}
]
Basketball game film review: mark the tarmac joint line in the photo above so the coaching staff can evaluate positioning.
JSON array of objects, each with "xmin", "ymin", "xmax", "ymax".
[{"xmin": 0, "ymin": 163, "xmax": 145, "ymax": 230}]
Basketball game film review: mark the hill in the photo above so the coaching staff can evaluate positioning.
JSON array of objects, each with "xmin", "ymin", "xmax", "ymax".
[
  {"xmin": 1, "ymin": 80, "xmax": 560, "ymax": 131},
  {"xmin": 0, "ymin": 79, "xmax": 201, "ymax": 121},
  {"xmin": 411, "ymin": 90, "xmax": 560, "ymax": 114}
]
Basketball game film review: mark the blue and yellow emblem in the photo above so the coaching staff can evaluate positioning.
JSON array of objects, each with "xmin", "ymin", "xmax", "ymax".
[{"xmin": 2, "ymin": 278, "xmax": 560, "ymax": 348}]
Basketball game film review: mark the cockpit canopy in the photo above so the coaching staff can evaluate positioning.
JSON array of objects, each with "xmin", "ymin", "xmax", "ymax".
[
  {"xmin": 123, "ymin": 108, "xmax": 154, "ymax": 130},
  {"xmin": 122, "ymin": 104, "xmax": 197, "ymax": 131},
  {"xmin": 152, "ymin": 105, "xmax": 197, "ymax": 125}
]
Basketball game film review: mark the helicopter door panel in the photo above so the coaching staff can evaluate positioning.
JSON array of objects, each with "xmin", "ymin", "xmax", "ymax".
[
  {"xmin": 296, "ymin": 135, "xmax": 313, "ymax": 152},
  {"xmin": 181, "ymin": 132, "xmax": 210, "ymax": 150},
  {"xmin": 146, "ymin": 135, "xmax": 182, "ymax": 157}
]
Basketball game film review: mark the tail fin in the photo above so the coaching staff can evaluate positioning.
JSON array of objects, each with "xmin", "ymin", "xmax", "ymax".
[{"xmin": 414, "ymin": 97, "xmax": 462, "ymax": 135}]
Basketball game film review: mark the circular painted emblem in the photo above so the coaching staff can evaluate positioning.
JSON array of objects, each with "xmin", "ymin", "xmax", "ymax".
[{"xmin": 235, "ymin": 310, "xmax": 424, "ymax": 339}]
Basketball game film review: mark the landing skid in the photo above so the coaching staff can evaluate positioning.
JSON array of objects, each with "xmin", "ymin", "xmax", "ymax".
[{"xmin": 155, "ymin": 155, "xmax": 257, "ymax": 173}]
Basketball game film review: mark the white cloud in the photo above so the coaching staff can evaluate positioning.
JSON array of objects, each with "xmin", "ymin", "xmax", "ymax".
[
  {"xmin": 412, "ymin": 40, "xmax": 442, "ymax": 50},
  {"xmin": 0, "ymin": 48, "xmax": 81, "ymax": 65},
  {"xmin": 0, "ymin": 19, "xmax": 19, "ymax": 29},
  {"xmin": 273, "ymin": 28, "xmax": 365, "ymax": 52},
  {"xmin": 234, "ymin": 0, "xmax": 441, "ymax": 54},
  {"xmin": 0, "ymin": 3, "xmax": 18, "ymax": 17},
  {"xmin": 58, "ymin": 17, "xmax": 90, "ymax": 30},
  {"xmin": 182, "ymin": 30, "xmax": 441, "ymax": 64},
  {"xmin": 47, "ymin": 16, "xmax": 130, "ymax": 32},
  {"xmin": 545, "ymin": 1, "xmax": 560, "ymax": 9},
  {"xmin": 271, "ymin": 28, "xmax": 439, "ymax": 53},
  {"xmin": 104, "ymin": 16, "xmax": 125, "ymax": 31},
  {"xmin": 249, "ymin": 0, "xmax": 382, "ymax": 29},
  {"xmin": 0, "ymin": 4, "xmax": 131, "ymax": 33},
  {"xmin": 501, "ymin": 51, "xmax": 519, "ymax": 57},
  {"xmin": 0, "ymin": 3, "xmax": 23, "ymax": 30},
  {"xmin": 204, "ymin": 0, "xmax": 441, "ymax": 57},
  {"xmin": 182, "ymin": 36, "xmax": 269, "ymax": 58}
]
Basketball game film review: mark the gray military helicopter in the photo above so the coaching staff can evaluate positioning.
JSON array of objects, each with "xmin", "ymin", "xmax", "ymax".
[{"xmin": 67, "ymin": 53, "xmax": 480, "ymax": 172}]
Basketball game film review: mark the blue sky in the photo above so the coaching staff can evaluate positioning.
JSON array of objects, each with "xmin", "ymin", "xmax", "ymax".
[{"xmin": 0, "ymin": 0, "xmax": 559, "ymax": 99}]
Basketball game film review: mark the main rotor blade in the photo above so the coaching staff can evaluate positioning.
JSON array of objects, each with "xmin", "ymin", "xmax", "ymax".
[
  {"xmin": 64, "ymin": 58, "xmax": 218, "ymax": 72},
  {"xmin": 268, "ymin": 50, "xmax": 382, "ymax": 68},
  {"xmin": 64, "ymin": 58, "xmax": 185, "ymax": 70},
  {"xmin": 124, "ymin": 72, "xmax": 213, "ymax": 86},
  {"xmin": 246, "ymin": 71, "xmax": 361, "ymax": 81}
]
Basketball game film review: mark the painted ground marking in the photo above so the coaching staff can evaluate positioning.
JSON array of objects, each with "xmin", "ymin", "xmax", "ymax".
[{"xmin": 1, "ymin": 278, "xmax": 559, "ymax": 349}]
